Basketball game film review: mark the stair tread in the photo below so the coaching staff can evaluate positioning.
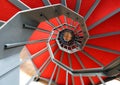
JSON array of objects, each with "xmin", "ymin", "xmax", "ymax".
[{"xmin": 86, "ymin": 0, "xmax": 120, "ymax": 27}]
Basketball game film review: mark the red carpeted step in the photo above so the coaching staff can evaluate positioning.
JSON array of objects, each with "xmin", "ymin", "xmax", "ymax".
[
  {"xmin": 89, "ymin": 12, "xmax": 120, "ymax": 35},
  {"xmin": 49, "ymin": 17, "xmax": 60, "ymax": 26},
  {"xmin": 26, "ymin": 21, "xmax": 54, "ymax": 54},
  {"xmin": 66, "ymin": 17, "xmax": 75, "ymax": 30},
  {"xmin": 41, "ymin": 61, "xmax": 56, "ymax": 79},
  {"xmin": 91, "ymin": 76, "xmax": 107, "ymax": 85},
  {"xmin": 21, "ymin": 0, "xmax": 44, "ymax": 8},
  {"xmin": 37, "ymin": 21, "xmax": 53, "ymax": 31},
  {"xmin": 74, "ymin": 24, "xmax": 83, "ymax": 34},
  {"xmin": 70, "ymin": 53, "xmax": 82, "ymax": 70},
  {"xmin": 77, "ymin": 51, "xmax": 101, "ymax": 68},
  {"xmin": 28, "ymin": 30, "xmax": 50, "ymax": 41},
  {"xmin": 52, "ymin": 44, "xmax": 58, "ymax": 52},
  {"xmin": 49, "ymin": 0, "xmax": 61, "ymax": 4},
  {"xmin": 59, "ymin": 15, "xmax": 65, "ymax": 24},
  {"xmin": 83, "ymin": 77, "xmax": 91, "ymax": 85},
  {"xmin": 32, "ymin": 51, "xmax": 49, "ymax": 69},
  {"xmin": 74, "ymin": 76, "xmax": 92, "ymax": 85},
  {"xmin": 26, "ymin": 41, "xmax": 46, "ymax": 55},
  {"xmin": 87, "ymin": 34, "xmax": 120, "ymax": 52},
  {"xmin": 53, "ymin": 29, "xmax": 59, "ymax": 34},
  {"xmin": 56, "ymin": 68, "xmax": 66, "ymax": 85},
  {"xmin": 74, "ymin": 75, "xmax": 107, "ymax": 85},
  {"xmin": 91, "ymin": 76, "xmax": 100, "ymax": 84},
  {"xmin": 0, "ymin": 0, "xmax": 20, "ymax": 21},
  {"xmin": 84, "ymin": 46, "xmax": 119, "ymax": 66},
  {"xmin": 62, "ymin": 52, "xmax": 70, "ymax": 67},
  {"xmin": 73, "ymin": 21, "xmax": 79, "ymax": 27},
  {"xmin": 66, "ymin": 0, "xmax": 77, "ymax": 11},
  {"xmin": 26, "ymin": 33, "xmax": 47, "ymax": 55},
  {"xmin": 53, "ymin": 67, "xmax": 59, "ymax": 81},
  {"xmin": 26, "ymin": 29, "xmax": 50, "ymax": 54},
  {"xmin": 67, "ymin": 17, "xmax": 73, "ymax": 25},
  {"xmin": 54, "ymin": 50, "xmax": 62, "ymax": 61},
  {"xmin": 49, "ymin": 40, "xmax": 56, "ymax": 45},
  {"xmin": 79, "ymin": 0, "xmax": 95, "ymax": 17},
  {"xmin": 50, "ymin": 34, "xmax": 57, "ymax": 39},
  {"xmin": 86, "ymin": 0, "xmax": 120, "ymax": 27},
  {"xmin": 68, "ymin": 73, "xmax": 72, "ymax": 85},
  {"xmin": 74, "ymin": 76, "xmax": 82, "ymax": 85}
]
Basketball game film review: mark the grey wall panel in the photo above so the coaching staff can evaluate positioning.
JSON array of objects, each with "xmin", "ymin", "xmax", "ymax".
[
  {"xmin": 0, "ymin": 22, "xmax": 4, "ymax": 27},
  {"xmin": 0, "ymin": 54, "xmax": 19, "ymax": 85},
  {"xmin": 0, "ymin": 14, "xmax": 35, "ymax": 59},
  {"xmin": 0, "ymin": 67, "xmax": 19, "ymax": 85}
]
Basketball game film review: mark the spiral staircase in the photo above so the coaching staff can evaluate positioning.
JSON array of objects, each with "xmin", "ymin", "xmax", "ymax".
[{"xmin": 0, "ymin": 0, "xmax": 120, "ymax": 85}]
